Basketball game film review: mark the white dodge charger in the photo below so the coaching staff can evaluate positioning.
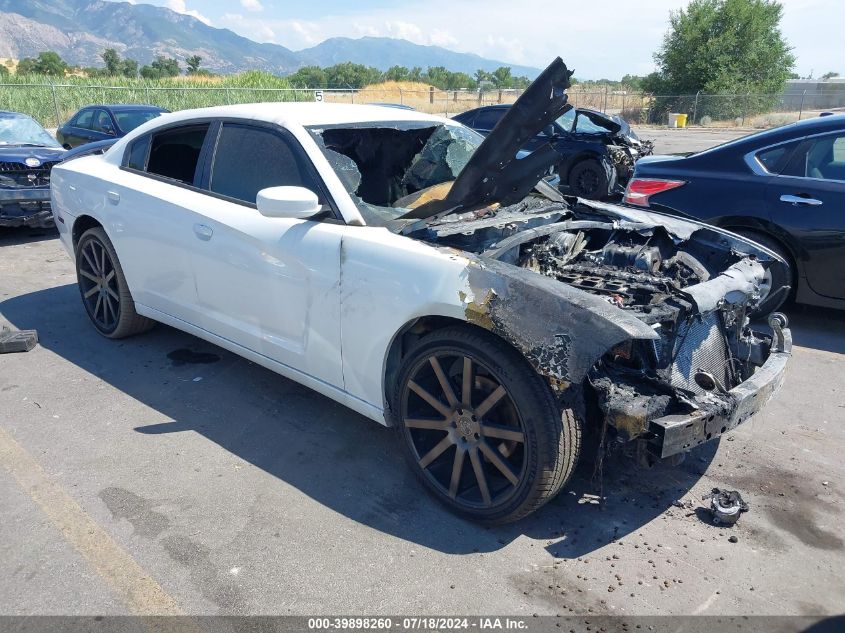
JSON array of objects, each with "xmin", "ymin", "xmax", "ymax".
[{"xmin": 50, "ymin": 59, "xmax": 791, "ymax": 523}]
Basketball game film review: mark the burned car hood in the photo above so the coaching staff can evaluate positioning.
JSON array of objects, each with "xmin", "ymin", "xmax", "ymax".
[{"xmin": 403, "ymin": 57, "xmax": 574, "ymax": 219}]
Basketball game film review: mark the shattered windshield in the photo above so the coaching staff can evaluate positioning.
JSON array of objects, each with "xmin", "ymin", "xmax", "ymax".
[
  {"xmin": 0, "ymin": 115, "xmax": 61, "ymax": 147},
  {"xmin": 307, "ymin": 121, "xmax": 483, "ymax": 225}
]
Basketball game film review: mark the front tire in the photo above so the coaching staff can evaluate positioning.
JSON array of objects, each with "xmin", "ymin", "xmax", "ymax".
[
  {"xmin": 75, "ymin": 227, "xmax": 155, "ymax": 338},
  {"xmin": 391, "ymin": 326, "xmax": 581, "ymax": 524},
  {"xmin": 568, "ymin": 159, "xmax": 611, "ymax": 199}
]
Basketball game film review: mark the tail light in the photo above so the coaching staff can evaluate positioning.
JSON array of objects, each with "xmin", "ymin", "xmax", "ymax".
[{"xmin": 623, "ymin": 178, "xmax": 686, "ymax": 207}]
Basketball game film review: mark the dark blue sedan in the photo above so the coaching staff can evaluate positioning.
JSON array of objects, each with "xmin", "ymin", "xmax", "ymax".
[
  {"xmin": 624, "ymin": 114, "xmax": 845, "ymax": 314},
  {"xmin": 56, "ymin": 104, "xmax": 168, "ymax": 149},
  {"xmin": 0, "ymin": 110, "xmax": 66, "ymax": 228}
]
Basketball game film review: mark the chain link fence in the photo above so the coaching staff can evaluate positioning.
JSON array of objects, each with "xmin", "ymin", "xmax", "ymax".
[{"xmin": 2, "ymin": 81, "xmax": 842, "ymax": 129}]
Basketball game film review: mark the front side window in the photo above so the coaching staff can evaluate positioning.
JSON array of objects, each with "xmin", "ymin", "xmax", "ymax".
[
  {"xmin": 145, "ymin": 125, "xmax": 209, "ymax": 185},
  {"xmin": 209, "ymin": 124, "xmax": 319, "ymax": 205},
  {"xmin": 93, "ymin": 110, "xmax": 113, "ymax": 134}
]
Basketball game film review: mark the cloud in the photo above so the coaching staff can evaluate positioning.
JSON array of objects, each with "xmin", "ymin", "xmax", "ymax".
[
  {"xmin": 240, "ymin": 0, "xmax": 263, "ymax": 12},
  {"xmin": 220, "ymin": 13, "xmax": 275, "ymax": 42},
  {"xmin": 165, "ymin": 0, "xmax": 211, "ymax": 26},
  {"xmin": 200, "ymin": 0, "xmax": 845, "ymax": 79}
]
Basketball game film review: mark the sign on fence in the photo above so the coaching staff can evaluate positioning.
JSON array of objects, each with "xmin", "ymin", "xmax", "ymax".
[{"xmin": 313, "ymin": 90, "xmax": 323, "ymax": 103}]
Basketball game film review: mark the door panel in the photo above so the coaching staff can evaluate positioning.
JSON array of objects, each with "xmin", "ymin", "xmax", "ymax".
[
  {"xmin": 189, "ymin": 204, "xmax": 344, "ymax": 387},
  {"xmin": 769, "ymin": 132, "xmax": 845, "ymax": 300},
  {"xmin": 768, "ymin": 175, "xmax": 845, "ymax": 299},
  {"xmin": 187, "ymin": 121, "xmax": 344, "ymax": 386}
]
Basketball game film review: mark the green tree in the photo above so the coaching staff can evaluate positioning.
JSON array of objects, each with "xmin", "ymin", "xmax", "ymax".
[
  {"xmin": 102, "ymin": 48, "xmax": 121, "ymax": 75},
  {"xmin": 17, "ymin": 51, "xmax": 67, "ymax": 76},
  {"xmin": 408, "ymin": 66, "xmax": 423, "ymax": 82},
  {"xmin": 323, "ymin": 62, "xmax": 381, "ymax": 88},
  {"xmin": 383, "ymin": 65, "xmax": 410, "ymax": 82},
  {"xmin": 649, "ymin": 0, "xmax": 795, "ymax": 119},
  {"xmin": 140, "ymin": 56, "xmax": 180, "ymax": 79},
  {"xmin": 490, "ymin": 66, "xmax": 513, "ymax": 89},
  {"xmin": 121, "ymin": 58, "xmax": 139, "ymax": 78},
  {"xmin": 473, "ymin": 69, "xmax": 490, "ymax": 87},
  {"xmin": 821, "ymin": 71, "xmax": 840, "ymax": 80},
  {"xmin": 288, "ymin": 65, "xmax": 327, "ymax": 87},
  {"xmin": 0, "ymin": 64, "xmax": 7, "ymax": 77},
  {"xmin": 186, "ymin": 55, "xmax": 202, "ymax": 74}
]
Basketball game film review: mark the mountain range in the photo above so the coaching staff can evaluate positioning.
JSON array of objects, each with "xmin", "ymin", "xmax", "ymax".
[{"xmin": 0, "ymin": 0, "xmax": 541, "ymax": 78}]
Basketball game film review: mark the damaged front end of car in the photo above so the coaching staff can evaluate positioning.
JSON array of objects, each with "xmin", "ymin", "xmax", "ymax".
[
  {"xmin": 575, "ymin": 109, "xmax": 655, "ymax": 196},
  {"xmin": 310, "ymin": 57, "xmax": 791, "ymax": 460},
  {"xmin": 405, "ymin": 195, "xmax": 791, "ymax": 460}
]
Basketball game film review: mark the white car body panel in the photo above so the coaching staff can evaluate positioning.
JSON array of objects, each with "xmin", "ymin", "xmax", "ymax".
[{"xmin": 50, "ymin": 103, "xmax": 480, "ymax": 425}]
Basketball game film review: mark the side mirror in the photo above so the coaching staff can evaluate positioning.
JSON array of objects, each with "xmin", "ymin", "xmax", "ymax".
[
  {"xmin": 256, "ymin": 186, "xmax": 321, "ymax": 219},
  {"xmin": 104, "ymin": 126, "xmax": 115, "ymax": 136},
  {"xmin": 542, "ymin": 124, "xmax": 556, "ymax": 138}
]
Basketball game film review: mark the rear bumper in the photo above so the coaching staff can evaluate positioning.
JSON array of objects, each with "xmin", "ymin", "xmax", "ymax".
[{"xmin": 649, "ymin": 327, "xmax": 792, "ymax": 458}]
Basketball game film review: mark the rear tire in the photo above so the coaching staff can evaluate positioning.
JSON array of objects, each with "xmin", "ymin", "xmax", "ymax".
[
  {"xmin": 75, "ymin": 227, "xmax": 155, "ymax": 338},
  {"xmin": 391, "ymin": 325, "xmax": 581, "ymax": 524},
  {"xmin": 731, "ymin": 230, "xmax": 792, "ymax": 318}
]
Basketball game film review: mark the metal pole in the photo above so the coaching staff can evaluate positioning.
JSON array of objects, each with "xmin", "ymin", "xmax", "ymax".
[
  {"xmin": 692, "ymin": 90, "xmax": 700, "ymax": 125},
  {"xmin": 399, "ymin": 88, "xmax": 403, "ymax": 106},
  {"xmin": 603, "ymin": 86, "xmax": 608, "ymax": 113},
  {"xmin": 50, "ymin": 82, "xmax": 61, "ymax": 127},
  {"xmin": 798, "ymin": 90, "xmax": 807, "ymax": 121}
]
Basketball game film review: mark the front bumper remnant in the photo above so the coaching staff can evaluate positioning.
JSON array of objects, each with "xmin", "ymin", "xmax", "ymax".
[
  {"xmin": 650, "ymin": 325, "xmax": 792, "ymax": 458},
  {"xmin": 0, "ymin": 187, "xmax": 53, "ymax": 228}
]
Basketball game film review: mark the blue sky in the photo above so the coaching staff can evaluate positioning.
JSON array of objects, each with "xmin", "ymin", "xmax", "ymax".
[{"xmin": 129, "ymin": 0, "xmax": 841, "ymax": 79}]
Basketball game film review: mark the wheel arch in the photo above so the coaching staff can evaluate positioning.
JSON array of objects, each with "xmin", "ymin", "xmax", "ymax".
[
  {"xmin": 714, "ymin": 217, "xmax": 802, "ymax": 282},
  {"xmin": 71, "ymin": 214, "xmax": 105, "ymax": 252},
  {"xmin": 383, "ymin": 315, "xmax": 532, "ymax": 424}
]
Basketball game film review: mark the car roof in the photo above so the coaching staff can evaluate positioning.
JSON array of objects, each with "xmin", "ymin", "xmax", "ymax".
[
  {"xmin": 695, "ymin": 113, "xmax": 845, "ymax": 156},
  {"xmin": 106, "ymin": 104, "xmax": 168, "ymax": 112},
  {"xmin": 148, "ymin": 102, "xmax": 453, "ymax": 128}
]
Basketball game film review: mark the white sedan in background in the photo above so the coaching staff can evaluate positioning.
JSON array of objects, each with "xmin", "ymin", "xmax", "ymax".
[{"xmin": 50, "ymin": 59, "xmax": 791, "ymax": 523}]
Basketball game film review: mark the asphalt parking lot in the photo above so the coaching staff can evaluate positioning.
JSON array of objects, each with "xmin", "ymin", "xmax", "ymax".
[{"xmin": 1, "ymin": 127, "xmax": 843, "ymax": 619}]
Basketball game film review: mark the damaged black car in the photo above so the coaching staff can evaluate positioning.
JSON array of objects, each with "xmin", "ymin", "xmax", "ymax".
[{"xmin": 453, "ymin": 104, "xmax": 653, "ymax": 200}]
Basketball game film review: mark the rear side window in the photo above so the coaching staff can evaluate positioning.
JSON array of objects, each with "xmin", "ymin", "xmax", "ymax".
[
  {"xmin": 209, "ymin": 124, "xmax": 319, "ymax": 205},
  {"xmin": 755, "ymin": 140, "xmax": 800, "ymax": 174},
  {"xmin": 125, "ymin": 135, "xmax": 151, "ymax": 171},
  {"xmin": 473, "ymin": 109, "xmax": 504, "ymax": 131},
  {"xmin": 73, "ymin": 110, "xmax": 94, "ymax": 129},
  {"xmin": 145, "ymin": 125, "xmax": 209, "ymax": 185}
]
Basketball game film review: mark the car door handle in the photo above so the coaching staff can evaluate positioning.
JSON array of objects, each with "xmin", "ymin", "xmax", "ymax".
[
  {"xmin": 780, "ymin": 194, "xmax": 823, "ymax": 206},
  {"xmin": 193, "ymin": 223, "xmax": 213, "ymax": 240},
  {"xmin": 107, "ymin": 191, "xmax": 120, "ymax": 205}
]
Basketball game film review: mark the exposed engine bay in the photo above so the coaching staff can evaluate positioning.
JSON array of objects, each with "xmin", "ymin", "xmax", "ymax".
[{"xmin": 405, "ymin": 194, "xmax": 789, "ymax": 455}]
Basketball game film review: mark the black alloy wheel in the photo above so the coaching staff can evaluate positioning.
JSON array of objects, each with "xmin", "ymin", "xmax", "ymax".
[
  {"xmin": 393, "ymin": 326, "xmax": 580, "ymax": 524},
  {"xmin": 568, "ymin": 159, "xmax": 609, "ymax": 199},
  {"xmin": 75, "ymin": 227, "xmax": 155, "ymax": 338}
]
